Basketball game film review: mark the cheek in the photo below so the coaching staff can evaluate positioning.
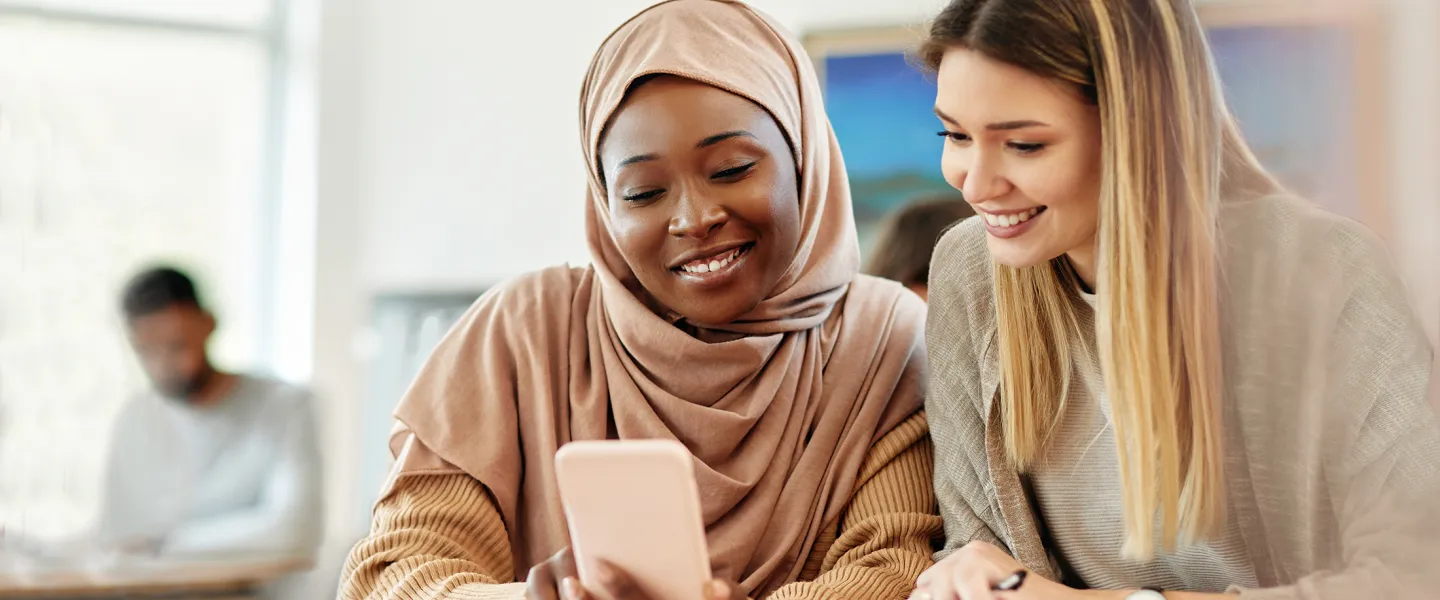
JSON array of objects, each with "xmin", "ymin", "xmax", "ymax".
[
  {"xmin": 608, "ymin": 207, "xmax": 665, "ymax": 260},
  {"xmin": 940, "ymin": 145, "xmax": 966, "ymax": 191},
  {"xmin": 1015, "ymin": 154, "xmax": 1100, "ymax": 220},
  {"xmin": 760, "ymin": 177, "xmax": 802, "ymax": 259}
]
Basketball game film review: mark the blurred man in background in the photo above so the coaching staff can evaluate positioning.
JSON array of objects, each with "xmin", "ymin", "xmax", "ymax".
[{"xmin": 99, "ymin": 266, "xmax": 323, "ymax": 560}]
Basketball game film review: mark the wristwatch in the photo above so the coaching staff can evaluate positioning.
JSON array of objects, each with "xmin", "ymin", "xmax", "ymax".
[{"xmin": 1126, "ymin": 589, "xmax": 1166, "ymax": 600}]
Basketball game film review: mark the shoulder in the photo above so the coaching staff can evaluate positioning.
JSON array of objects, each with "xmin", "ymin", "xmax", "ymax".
[
  {"xmin": 483, "ymin": 264, "xmax": 593, "ymax": 312},
  {"xmin": 927, "ymin": 216, "xmax": 996, "ymax": 359},
  {"xmin": 239, "ymin": 375, "xmax": 318, "ymax": 423},
  {"xmin": 1219, "ymin": 195, "xmax": 1403, "ymax": 306},
  {"xmin": 843, "ymin": 274, "xmax": 927, "ymax": 335},
  {"xmin": 110, "ymin": 393, "xmax": 160, "ymax": 436},
  {"xmin": 450, "ymin": 264, "xmax": 595, "ymax": 343},
  {"xmin": 407, "ymin": 264, "xmax": 595, "ymax": 381},
  {"xmin": 934, "ymin": 214, "xmax": 991, "ymax": 268},
  {"xmin": 929, "ymin": 215, "xmax": 993, "ymax": 306}
]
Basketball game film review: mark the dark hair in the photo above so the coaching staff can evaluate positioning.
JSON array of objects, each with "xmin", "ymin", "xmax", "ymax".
[
  {"xmin": 862, "ymin": 196, "xmax": 975, "ymax": 287},
  {"xmin": 917, "ymin": 0, "xmax": 1099, "ymax": 104},
  {"xmin": 121, "ymin": 266, "xmax": 204, "ymax": 319}
]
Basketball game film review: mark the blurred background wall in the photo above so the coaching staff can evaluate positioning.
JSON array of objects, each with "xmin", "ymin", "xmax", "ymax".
[{"xmin": 1, "ymin": 0, "xmax": 1435, "ymax": 596}]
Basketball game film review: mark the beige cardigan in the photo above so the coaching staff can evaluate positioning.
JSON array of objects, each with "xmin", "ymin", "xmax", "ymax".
[{"xmin": 926, "ymin": 195, "xmax": 1440, "ymax": 599}]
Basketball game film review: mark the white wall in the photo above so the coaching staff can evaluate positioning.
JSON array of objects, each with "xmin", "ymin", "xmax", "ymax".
[{"xmin": 352, "ymin": 0, "xmax": 948, "ymax": 293}]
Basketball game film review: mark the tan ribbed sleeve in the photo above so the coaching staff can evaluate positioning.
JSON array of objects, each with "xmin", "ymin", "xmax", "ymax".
[
  {"xmin": 769, "ymin": 411, "xmax": 941, "ymax": 600},
  {"xmin": 341, "ymin": 412, "xmax": 937, "ymax": 600},
  {"xmin": 338, "ymin": 473, "xmax": 525, "ymax": 600}
]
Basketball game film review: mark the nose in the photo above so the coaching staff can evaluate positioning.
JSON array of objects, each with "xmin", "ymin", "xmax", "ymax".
[
  {"xmin": 957, "ymin": 149, "xmax": 1013, "ymax": 204},
  {"xmin": 667, "ymin": 189, "xmax": 727, "ymax": 239}
]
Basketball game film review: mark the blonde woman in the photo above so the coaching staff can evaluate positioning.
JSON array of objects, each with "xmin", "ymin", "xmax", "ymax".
[{"xmin": 913, "ymin": 1, "xmax": 1440, "ymax": 599}]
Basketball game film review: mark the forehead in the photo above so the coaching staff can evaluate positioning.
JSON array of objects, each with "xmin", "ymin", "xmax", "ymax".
[
  {"xmin": 934, "ymin": 47, "xmax": 1088, "ymax": 124},
  {"xmin": 599, "ymin": 77, "xmax": 780, "ymax": 155},
  {"xmin": 128, "ymin": 305, "xmax": 204, "ymax": 339}
]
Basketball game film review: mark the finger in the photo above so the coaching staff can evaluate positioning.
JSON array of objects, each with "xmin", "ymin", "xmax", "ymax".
[
  {"xmin": 702, "ymin": 579, "xmax": 744, "ymax": 600},
  {"xmin": 929, "ymin": 573, "xmax": 957, "ymax": 600},
  {"xmin": 596, "ymin": 559, "xmax": 650, "ymax": 600},
  {"xmin": 525, "ymin": 563, "xmax": 560, "ymax": 600},
  {"xmin": 554, "ymin": 547, "xmax": 579, "ymax": 580},
  {"xmin": 914, "ymin": 560, "xmax": 945, "ymax": 589},
  {"xmin": 952, "ymin": 568, "xmax": 997, "ymax": 600},
  {"xmin": 561, "ymin": 577, "xmax": 591, "ymax": 600}
]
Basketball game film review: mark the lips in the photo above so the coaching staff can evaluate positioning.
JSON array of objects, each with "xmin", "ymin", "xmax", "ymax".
[{"xmin": 979, "ymin": 206, "xmax": 1046, "ymax": 240}]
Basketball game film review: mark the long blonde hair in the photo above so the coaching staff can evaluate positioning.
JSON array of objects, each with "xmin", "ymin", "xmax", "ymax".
[{"xmin": 921, "ymin": 0, "xmax": 1280, "ymax": 558}]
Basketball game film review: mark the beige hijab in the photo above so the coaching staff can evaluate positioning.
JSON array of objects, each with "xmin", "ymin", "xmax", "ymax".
[{"xmin": 390, "ymin": 0, "xmax": 927, "ymax": 596}]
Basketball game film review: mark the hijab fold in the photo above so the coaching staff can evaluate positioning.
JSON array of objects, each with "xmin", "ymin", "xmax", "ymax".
[{"xmin": 390, "ymin": 1, "xmax": 927, "ymax": 595}]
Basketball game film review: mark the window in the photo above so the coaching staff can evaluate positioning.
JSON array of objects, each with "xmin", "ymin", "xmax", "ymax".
[{"xmin": 0, "ymin": 1, "xmax": 293, "ymax": 541}]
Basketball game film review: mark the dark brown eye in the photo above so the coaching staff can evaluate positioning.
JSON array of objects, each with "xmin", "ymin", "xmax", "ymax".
[
  {"xmin": 712, "ymin": 162, "xmax": 755, "ymax": 180},
  {"xmin": 622, "ymin": 189, "xmax": 664, "ymax": 202}
]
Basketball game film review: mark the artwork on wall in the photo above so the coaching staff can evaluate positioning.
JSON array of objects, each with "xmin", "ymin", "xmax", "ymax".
[
  {"xmin": 803, "ymin": 27, "xmax": 951, "ymax": 255},
  {"xmin": 804, "ymin": 1, "xmax": 1388, "ymax": 249}
]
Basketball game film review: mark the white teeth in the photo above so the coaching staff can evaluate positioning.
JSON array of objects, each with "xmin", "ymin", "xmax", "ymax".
[
  {"xmin": 681, "ymin": 246, "xmax": 747, "ymax": 274},
  {"xmin": 985, "ymin": 208, "xmax": 1041, "ymax": 228}
]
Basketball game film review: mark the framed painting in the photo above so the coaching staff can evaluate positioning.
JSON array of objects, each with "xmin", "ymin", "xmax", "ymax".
[
  {"xmin": 803, "ymin": 26, "xmax": 952, "ymax": 255},
  {"xmin": 804, "ymin": 0, "xmax": 1389, "ymax": 248}
]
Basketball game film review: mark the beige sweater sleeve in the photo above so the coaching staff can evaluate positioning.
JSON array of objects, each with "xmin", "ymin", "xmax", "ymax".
[
  {"xmin": 340, "ymin": 412, "xmax": 939, "ymax": 600},
  {"xmin": 768, "ymin": 411, "xmax": 941, "ymax": 600},
  {"xmin": 338, "ymin": 474, "xmax": 524, "ymax": 600}
]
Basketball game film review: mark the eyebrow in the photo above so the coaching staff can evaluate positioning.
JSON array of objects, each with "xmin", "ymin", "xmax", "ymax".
[
  {"xmin": 614, "ymin": 130, "xmax": 756, "ymax": 169},
  {"xmin": 933, "ymin": 107, "xmax": 1050, "ymax": 131},
  {"xmin": 697, "ymin": 130, "xmax": 754, "ymax": 147},
  {"xmin": 617, "ymin": 153, "xmax": 659, "ymax": 168}
]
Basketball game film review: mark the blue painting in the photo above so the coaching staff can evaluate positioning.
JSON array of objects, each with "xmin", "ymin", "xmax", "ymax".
[{"xmin": 820, "ymin": 52, "xmax": 954, "ymax": 251}]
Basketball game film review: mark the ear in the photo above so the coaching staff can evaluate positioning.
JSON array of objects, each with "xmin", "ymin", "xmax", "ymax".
[{"xmin": 201, "ymin": 310, "xmax": 217, "ymax": 337}]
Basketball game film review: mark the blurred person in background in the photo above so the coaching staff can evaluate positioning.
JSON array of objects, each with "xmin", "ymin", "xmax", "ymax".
[
  {"xmin": 339, "ymin": 1, "xmax": 940, "ymax": 599},
  {"xmin": 914, "ymin": 0, "xmax": 1440, "ymax": 599},
  {"xmin": 862, "ymin": 195, "xmax": 974, "ymax": 301},
  {"xmin": 99, "ymin": 266, "xmax": 323, "ymax": 560}
]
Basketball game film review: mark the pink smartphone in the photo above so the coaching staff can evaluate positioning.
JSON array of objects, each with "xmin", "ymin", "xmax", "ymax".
[{"xmin": 554, "ymin": 439, "xmax": 712, "ymax": 600}]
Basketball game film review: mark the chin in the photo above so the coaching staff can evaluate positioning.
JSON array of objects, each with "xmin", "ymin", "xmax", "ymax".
[
  {"xmin": 667, "ymin": 292, "xmax": 762, "ymax": 328},
  {"xmin": 985, "ymin": 238, "xmax": 1060, "ymax": 270},
  {"xmin": 676, "ymin": 304, "xmax": 751, "ymax": 328}
]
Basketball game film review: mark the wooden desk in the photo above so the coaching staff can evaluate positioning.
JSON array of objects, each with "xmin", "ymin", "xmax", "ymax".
[{"xmin": 0, "ymin": 556, "xmax": 310, "ymax": 599}]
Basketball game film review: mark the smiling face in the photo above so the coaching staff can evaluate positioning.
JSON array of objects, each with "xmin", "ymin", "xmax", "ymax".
[
  {"xmin": 598, "ymin": 76, "xmax": 802, "ymax": 327},
  {"xmin": 935, "ymin": 47, "xmax": 1104, "ymax": 279}
]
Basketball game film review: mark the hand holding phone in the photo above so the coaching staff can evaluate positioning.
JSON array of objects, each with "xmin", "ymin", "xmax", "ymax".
[
  {"xmin": 551, "ymin": 440, "xmax": 716, "ymax": 600},
  {"xmin": 524, "ymin": 547, "xmax": 748, "ymax": 600}
]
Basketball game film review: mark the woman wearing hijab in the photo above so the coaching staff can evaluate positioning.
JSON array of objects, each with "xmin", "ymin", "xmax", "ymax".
[{"xmin": 337, "ymin": 2, "xmax": 941, "ymax": 599}]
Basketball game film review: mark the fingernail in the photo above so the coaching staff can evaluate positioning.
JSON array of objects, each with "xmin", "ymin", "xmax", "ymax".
[
  {"xmin": 562, "ymin": 577, "xmax": 582, "ymax": 600},
  {"xmin": 596, "ymin": 562, "xmax": 617, "ymax": 586},
  {"xmin": 706, "ymin": 580, "xmax": 728, "ymax": 598}
]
